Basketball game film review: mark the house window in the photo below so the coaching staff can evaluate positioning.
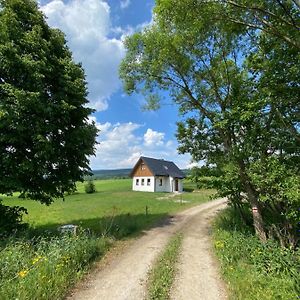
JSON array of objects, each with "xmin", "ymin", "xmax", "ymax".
[
  {"xmin": 136, "ymin": 179, "xmax": 139, "ymax": 186},
  {"xmin": 141, "ymin": 163, "xmax": 145, "ymax": 170},
  {"xmin": 159, "ymin": 178, "xmax": 163, "ymax": 186},
  {"xmin": 141, "ymin": 178, "xmax": 145, "ymax": 185},
  {"xmin": 147, "ymin": 178, "xmax": 151, "ymax": 186}
]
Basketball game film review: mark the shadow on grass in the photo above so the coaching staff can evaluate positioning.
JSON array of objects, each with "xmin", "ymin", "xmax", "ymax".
[
  {"xmin": 27, "ymin": 212, "xmax": 174, "ymax": 240},
  {"xmin": 183, "ymin": 187, "xmax": 195, "ymax": 192},
  {"xmin": 214, "ymin": 205, "xmax": 256, "ymax": 236}
]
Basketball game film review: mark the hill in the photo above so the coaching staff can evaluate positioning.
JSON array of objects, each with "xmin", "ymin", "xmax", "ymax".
[{"xmin": 88, "ymin": 169, "xmax": 132, "ymax": 179}]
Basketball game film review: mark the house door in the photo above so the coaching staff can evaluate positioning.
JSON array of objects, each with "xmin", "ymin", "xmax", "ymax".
[{"xmin": 174, "ymin": 179, "xmax": 179, "ymax": 192}]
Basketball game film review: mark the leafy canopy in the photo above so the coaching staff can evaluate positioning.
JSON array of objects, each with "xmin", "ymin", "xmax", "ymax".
[
  {"xmin": 0, "ymin": 0, "xmax": 98, "ymax": 204},
  {"xmin": 120, "ymin": 0, "xmax": 300, "ymax": 246}
]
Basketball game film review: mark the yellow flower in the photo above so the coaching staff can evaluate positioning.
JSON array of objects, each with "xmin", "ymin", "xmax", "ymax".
[
  {"xmin": 32, "ymin": 255, "xmax": 43, "ymax": 265},
  {"xmin": 18, "ymin": 270, "xmax": 29, "ymax": 278},
  {"xmin": 215, "ymin": 241, "xmax": 225, "ymax": 249}
]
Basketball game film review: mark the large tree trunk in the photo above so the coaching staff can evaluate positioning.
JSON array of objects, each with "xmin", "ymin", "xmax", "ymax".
[{"xmin": 238, "ymin": 161, "xmax": 267, "ymax": 242}]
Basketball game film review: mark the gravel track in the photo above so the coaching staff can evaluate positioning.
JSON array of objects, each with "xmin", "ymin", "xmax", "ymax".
[{"xmin": 69, "ymin": 198, "xmax": 227, "ymax": 300}]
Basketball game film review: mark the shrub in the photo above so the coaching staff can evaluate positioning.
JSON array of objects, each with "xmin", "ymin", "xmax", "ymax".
[
  {"xmin": 0, "ymin": 201, "xmax": 28, "ymax": 236},
  {"xmin": 84, "ymin": 181, "xmax": 96, "ymax": 194}
]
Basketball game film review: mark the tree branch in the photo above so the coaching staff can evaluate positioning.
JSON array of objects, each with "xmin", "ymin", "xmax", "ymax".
[
  {"xmin": 225, "ymin": 17, "xmax": 300, "ymax": 49},
  {"xmin": 168, "ymin": 64, "xmax": 215, "ymax": 120},
  {"xmin": 226, "ymin": 0, "xmax": 300, "ymax": 30},
  {"xmin": 292, "ymin": 0, "xmax": 300, "ymax": 10},
  {"xmin": 276, "ymin": 0, "xmax": 300, "ymax": 29}
]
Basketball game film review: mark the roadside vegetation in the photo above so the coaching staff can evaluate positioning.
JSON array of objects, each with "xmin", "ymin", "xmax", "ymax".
[
  {"xmin": 213, "ymin": 208, "xmax": 300, "ymax": 300},
  {"xmin": 0, "ymin": 233, "xmax": 109, "ymax": 300},
  {"xmin": 147, "ymin": 234, "xmax": 183, "ymax": 300},
  {"xmin": 1, "ymin": 179, "xmax": 213, "ymax": 299}
]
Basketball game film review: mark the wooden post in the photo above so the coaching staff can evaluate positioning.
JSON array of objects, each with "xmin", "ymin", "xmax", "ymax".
[{"xmin": 145, "ymin": 205, "xmax": 148, "ymax": 216}]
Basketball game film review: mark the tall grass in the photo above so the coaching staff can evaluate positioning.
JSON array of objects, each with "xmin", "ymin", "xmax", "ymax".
[
  {"xmin": 213, "ymin": 208, "xmax": 300, "ymax": 300},
  {"xmin": 0, "ymin": 232, "xmax": 110, "ymax": 300}
]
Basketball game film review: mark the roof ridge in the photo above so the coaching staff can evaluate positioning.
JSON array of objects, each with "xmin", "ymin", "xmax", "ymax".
[{"xmin": 141, "ymin": 156, "xmax": 173, "ymax": 163}]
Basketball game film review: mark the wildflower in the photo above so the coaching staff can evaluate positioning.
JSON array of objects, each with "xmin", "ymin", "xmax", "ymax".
[
  {"xmin": 63, "ymin": 255, "xmax": 71, "ymax": 263},
  {"xmin": 18, "ymin": 270, "xmax": 29, "ymax": 278},
  {"xmin": 32, "ymin": 256, "xmax": 43, "ymax": 265},
  {"xmin": 215, "ymin": 240, "xmax": 225, "ymax": 249},
  {"xmin": 56, "ymin": 263, "xmax": 64, "ymax": 270}
]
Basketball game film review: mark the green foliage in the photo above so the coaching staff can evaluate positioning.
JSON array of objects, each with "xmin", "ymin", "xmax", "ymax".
[
  {"xmin": 147, "ymin": 234, "xmax": 182, "ymax": 300},
  {"xmin": 84, "ymin": 180, "xmax": 96, "ymax": 194},
  {"xmin": 0, "ymin": 0, "xmax": 97, "ymax": 205},
  {"xmin": 0, "ymin": 201, "xmax": 28, "ymax": 236},
  {"xmin": 187, "ymin": 166, "xmax": 221, "ymax": 189},
  {"xmin": 120, "ymin": 0, "xmax": 300, "ymax": 246},
  {"xmin": 248, "ymin": 157, "xmax": 300, "ymax": 246},
  {"xmin": 213, "ymin": 208, "xmax": 300, "ymax": 300},
  {"xmin": 0, "ymin": 232, "xmax": 110, "ymax": 300}
]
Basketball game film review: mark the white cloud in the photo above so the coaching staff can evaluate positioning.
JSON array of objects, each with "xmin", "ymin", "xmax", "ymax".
[
  {"xmin": 88, "ymin": 121, "xmax": 194, "ymax": 170},
  {"xmin": 41, "ymin": 0, "xmax": 125, "ymax": 111},
  {"xmin": 120, "ymin": 0, "xmax": 131, "ymax": 9},
  {"xmin": 144, "ymin": 128, "xmax": 164, "ymax": 146}
]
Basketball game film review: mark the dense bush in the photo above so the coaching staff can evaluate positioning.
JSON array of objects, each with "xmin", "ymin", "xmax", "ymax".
[
  {"xmin": 213, "ymin": 208, "xmax": 300, "ymax": 299},
  {"xmin": 187, "ymin": 166, "xmax": 221, "ymax": 190},
  {"xmin": 0, "ymin": 201, "xmax": 28, "ymax": 236},
  {"xmin": 0, "ymin": 232, "xmax": 110, "ymax": 299},
  {"xmin": 84, "ymin": 181, "xmax": 96, "ymax": 194}
]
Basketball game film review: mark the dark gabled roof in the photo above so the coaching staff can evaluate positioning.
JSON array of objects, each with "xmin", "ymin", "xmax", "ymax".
[{"xmin": 131, "ymin": 156, "xmax": 185, "ymax": 178}]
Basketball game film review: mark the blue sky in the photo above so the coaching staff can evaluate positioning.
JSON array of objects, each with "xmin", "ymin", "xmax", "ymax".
[{"xmin": 39, "ymin": 0, "xmax": 194, "ymax": 170}]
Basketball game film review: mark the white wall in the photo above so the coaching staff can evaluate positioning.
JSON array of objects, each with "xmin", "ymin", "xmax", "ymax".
[
  {"xmin": 154, "ymin": 176, "xmax": 170, "ymax": 192},
  {"xmin": 133, "ymin": 176, "xmax": 183, "ymax": 193},
  {"xmin": 176, "ymin": 178, "xmax": 183, "ymax": 192},
  {"xmin": 132, "ymin": 176, "xmax": 155, "ymax": 192}
]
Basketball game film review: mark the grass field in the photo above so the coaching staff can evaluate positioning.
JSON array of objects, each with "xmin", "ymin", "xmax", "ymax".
[
  {"xmin": 2, "ymin": 179, "xmax": 215, "ymax": 236},
  {"xmin": 0, "ymin": 179, "xmax": 215, "ymax": 300}
]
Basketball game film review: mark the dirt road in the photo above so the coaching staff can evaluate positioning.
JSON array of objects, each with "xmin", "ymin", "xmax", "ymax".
[
  {"xmin": 170, "ymin": 200, "xmax": 228, "ymax": 300},
  {"xmin": 70, "ymin": 198, "xmax": 227, "ymax": 300}
]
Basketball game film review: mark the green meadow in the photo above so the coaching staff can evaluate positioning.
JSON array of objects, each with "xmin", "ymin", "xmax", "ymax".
[
  {"xmin": 2, "ymin": 179, "xmax": 214, "ymax": 236},
  {"xmin": 0, "ymin": 179, "xmax": 215, "ymax": 300}
]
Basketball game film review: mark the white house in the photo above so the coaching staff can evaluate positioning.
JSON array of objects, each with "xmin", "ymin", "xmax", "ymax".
[{"xmin": 131, "ymin": 156, "xmax": 185, "ymax": 193}]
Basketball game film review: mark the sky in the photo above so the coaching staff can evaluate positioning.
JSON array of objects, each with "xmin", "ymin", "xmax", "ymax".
[{"xmin": 39, "ymin": 0, "xmax": 195, "ymax": 170}]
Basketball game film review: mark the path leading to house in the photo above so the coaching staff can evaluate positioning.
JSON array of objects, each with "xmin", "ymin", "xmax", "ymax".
[
  {"xmin": 69, "ymin": 198, "xmax": 228, "ymax": 300},
  {"xmin": 170, "ymin": 201, "xmax": 228, "ymax": 300}
]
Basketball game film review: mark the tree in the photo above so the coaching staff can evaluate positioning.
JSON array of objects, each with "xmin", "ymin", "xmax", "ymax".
[
  {"xmin": 120, "ymin": 0, "xmax": 300, "ymax": 246},
  {"xmin": 0, "ymin": 0, "xmax": 98, "ymax": 205}
]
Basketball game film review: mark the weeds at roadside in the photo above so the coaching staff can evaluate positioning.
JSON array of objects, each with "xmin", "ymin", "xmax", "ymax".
[
  {"xmin": 213, "ymin": 208, "xmax": 300, "ymax": 300},
  {"xmin": 0, "ymin": 231, "xmax": 110, "ymax": 300}
]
